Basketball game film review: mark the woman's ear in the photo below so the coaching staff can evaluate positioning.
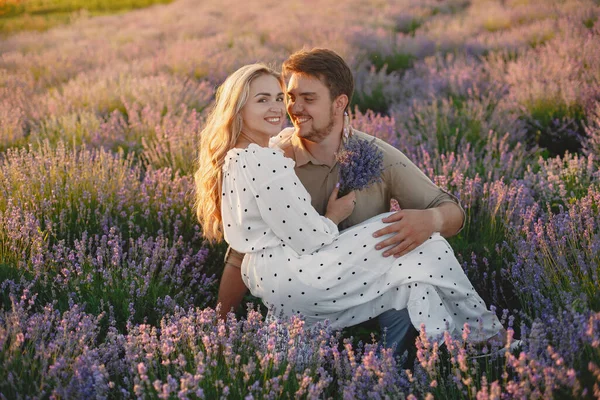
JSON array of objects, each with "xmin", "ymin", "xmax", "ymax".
[{"xmin": 333, "ymin": 94, "xmax": 349, "ymax": 116}]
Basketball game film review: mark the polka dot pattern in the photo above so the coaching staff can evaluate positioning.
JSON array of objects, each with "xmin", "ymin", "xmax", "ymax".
[
  {"xmin": 222, "ymin": 144, "xmax": 502, "ymax": 342},
  {"xmin": 222, "ymin": 144, "xmax": 338, "ymax": 256}
]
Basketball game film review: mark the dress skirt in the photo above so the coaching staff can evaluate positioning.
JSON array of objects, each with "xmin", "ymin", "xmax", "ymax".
[{"xmin": 241, "ymin": 212, "xmax": 502, "ymax": 341}]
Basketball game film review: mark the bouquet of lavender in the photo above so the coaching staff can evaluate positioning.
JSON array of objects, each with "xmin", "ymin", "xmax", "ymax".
[{"xmin": 335, "ymin": 136, "xmax": 384, "ymax": 197}]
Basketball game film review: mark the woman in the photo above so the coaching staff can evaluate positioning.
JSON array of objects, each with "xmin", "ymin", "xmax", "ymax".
[{"xmin": 195, "ymin": 64, "xmax": 506, "ymax": 345}]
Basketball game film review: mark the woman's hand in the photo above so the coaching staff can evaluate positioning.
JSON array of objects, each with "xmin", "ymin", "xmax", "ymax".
[{"xmin": 325, "ymin": 184, "xmax": 356, "ymax": 225}]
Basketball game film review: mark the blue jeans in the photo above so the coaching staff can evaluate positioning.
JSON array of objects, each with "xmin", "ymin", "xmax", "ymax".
[{"xmin": 378, "ymin": 308, "xmax": 417, "ymax": 359}]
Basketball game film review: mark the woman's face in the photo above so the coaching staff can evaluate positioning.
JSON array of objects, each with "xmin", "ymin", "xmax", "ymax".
[{"xmin": 240, "ymin": 74, "xmax": 285, "ymax": 140}]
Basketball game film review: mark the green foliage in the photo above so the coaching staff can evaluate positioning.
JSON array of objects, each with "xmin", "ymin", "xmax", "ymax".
[
  {"xmin": 527, "ymin": 31, "xmax": 555, "ymax": 49},
  {"xmin": 528, "ymin": 99, "xmax": 584, "ymax": 127},
  {"xmin": 525, "ymin": 99, "xmax": 586, "ymax": 156},
  {"xmin": 435, "ymin": 95, "xmax": 485, "ymax": 154},
  {"xmin": 0, "ymin": 0, "xmax": 174, "ymax": 34},
  {"xmin": 0, "ymin": 263, "xmax": 29, "ymax": 310},
  {"xmin": 395, "ymin": 18, "xmax": 422, "ymax": 36},
  {"xmin": 583, "ymin": 15, "xmax": 597, "ymax": 28},
  {"xmin": 407, "ymin": 93, "xmax": 505, "ymax": 158},
  {"xmin": 350, "ymin": 82, "xmax": 390, "ymax": 115},
  {"xmin": 482, "ymin": 16, "xmax": 512, "ymax": 33},
  {"xmin": 430, "ymin": 0, "xmax": 470, "ymax": 16},
  {"xmin": 448, "ymin": 206, "xmax": 520, "ymax": 314},
  {"xmin": 368, "ymin": 52, "xmax": 416, "ymax": 74},
  {"xmin": 31, "ymin": 111, "xmax": 103, "ymax": 149},
  {"xmin": 0, "ymin": 143, "xmax": 199, "ymax": 246}
]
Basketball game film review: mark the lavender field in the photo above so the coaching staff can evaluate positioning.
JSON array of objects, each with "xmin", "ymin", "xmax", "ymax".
[{"xmin": 1, "ymin": 0, "xmax": 600, "ymax": 398}]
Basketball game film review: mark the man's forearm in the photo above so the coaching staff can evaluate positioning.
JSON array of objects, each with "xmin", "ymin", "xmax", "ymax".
[
  {"xmin": 434, "ymin": 202, "xmax": 464, "ymax": 238},
  {"xmin": 217, "ymin": 263, "xmax": 248, "ymax": 320}
]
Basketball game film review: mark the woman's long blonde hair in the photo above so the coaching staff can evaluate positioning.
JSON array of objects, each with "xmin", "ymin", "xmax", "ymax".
[{"xmin": 194, "ymin": 64, "xmax": 283, "ymax": 242}]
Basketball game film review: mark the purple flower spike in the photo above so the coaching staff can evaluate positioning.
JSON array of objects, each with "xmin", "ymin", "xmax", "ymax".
[{"xmin": 335, "ymin": 136, "xmax": 384, "ymax": 197}]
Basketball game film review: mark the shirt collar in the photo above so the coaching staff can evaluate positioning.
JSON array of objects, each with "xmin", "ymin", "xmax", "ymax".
[
  {"xmin": 291, "ymin": 132, "xmax": 321, "ymax": 167},
  {"xmin": 291, "ymin": 128, "xmax": 353, "ymax": 167}
]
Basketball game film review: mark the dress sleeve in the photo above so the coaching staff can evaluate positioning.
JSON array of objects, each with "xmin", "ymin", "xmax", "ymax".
[{"xmin": 239, "ymin": 147, "xmax": 339, "ymax": 255}]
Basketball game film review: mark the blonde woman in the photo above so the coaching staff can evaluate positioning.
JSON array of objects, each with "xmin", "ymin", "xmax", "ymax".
[{"xmin": 195, "ymin": 64, "xmax": 512, "ymax": 351}]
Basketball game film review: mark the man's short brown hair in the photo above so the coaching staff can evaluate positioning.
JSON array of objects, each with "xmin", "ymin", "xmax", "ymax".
[{"xmin": 282, "ymin": 48, "xmax": 354, "ymax": 111}]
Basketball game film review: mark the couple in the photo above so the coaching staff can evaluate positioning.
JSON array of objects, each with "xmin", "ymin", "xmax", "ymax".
[{"xmin": 195, "ymin": 48, "xmax": 507, "ymax": 357}]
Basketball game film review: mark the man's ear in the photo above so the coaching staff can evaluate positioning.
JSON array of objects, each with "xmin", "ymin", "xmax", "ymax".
[{"xmin": 333, "ymin": 94, "xmax": 349, "ymax": 116}]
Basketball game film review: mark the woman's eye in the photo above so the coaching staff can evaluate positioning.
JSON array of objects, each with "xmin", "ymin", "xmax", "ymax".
[{"xmin": 276, "ymin": 97, "xmax": 284, "ymax": 102}]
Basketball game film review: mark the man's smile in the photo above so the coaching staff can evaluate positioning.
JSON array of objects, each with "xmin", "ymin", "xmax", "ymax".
[{"xmin": 294, "ymin": 115, "xmax": 311, "ymax": 125}]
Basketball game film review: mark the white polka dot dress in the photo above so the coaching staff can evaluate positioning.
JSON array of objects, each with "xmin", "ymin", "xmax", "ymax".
[{"xmin": 222, "ymin": 144, "xmax": 502, "ymax": 341}]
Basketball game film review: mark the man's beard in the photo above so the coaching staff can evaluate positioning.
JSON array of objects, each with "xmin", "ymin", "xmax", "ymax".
[{"xmin": 297, "ymin": 107, "xmax": 335, "ymax": 143}]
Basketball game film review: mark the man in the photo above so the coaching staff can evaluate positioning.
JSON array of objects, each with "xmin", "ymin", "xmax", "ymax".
[{"xmin": 217, "ymin": 48, "xmax": 465, "ymax": 357}]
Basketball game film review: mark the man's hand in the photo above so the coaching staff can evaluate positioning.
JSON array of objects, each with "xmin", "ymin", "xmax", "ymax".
[{"xmin": 372, "ymin": 208, "xmax": 442, "ymax": 258}]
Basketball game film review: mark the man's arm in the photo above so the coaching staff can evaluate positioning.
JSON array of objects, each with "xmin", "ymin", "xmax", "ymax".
[
  {"xmin": 369, "ymin": 137, "xmax": 465, "ymax": 257},
  {"xmin": 432, "ymin": 201, "xmax": 464, "ymax": 237},
  {"xmin": 216, "ymin": 248, "xmax": 248, "ymax": 320},
  {"xmin": 373, "ymin": 202, "xmax": 464, "ymax": 257}
]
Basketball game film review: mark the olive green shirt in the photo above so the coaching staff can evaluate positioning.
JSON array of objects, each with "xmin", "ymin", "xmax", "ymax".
[{"xmin": 224, "ymin": 128, "xmax": 464, "ymax": 268}]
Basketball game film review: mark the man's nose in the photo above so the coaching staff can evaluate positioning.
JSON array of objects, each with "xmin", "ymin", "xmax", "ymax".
[{"xmin": 290, "ymin": 100, "xmax": 303, "ymax": 113}]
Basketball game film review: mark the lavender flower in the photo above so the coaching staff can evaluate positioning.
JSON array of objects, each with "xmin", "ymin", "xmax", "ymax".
[
  {"xmin": 335, "ymin": 136, "xmax": 384, "ymax": 197},
  {"xmin": 0, "ymin": 0, "xmax": 599, "ymax": 397}
]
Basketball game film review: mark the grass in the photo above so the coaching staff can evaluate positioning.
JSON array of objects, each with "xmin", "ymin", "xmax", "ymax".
[
  {"xmin": 368, "ymin": 52, "xmax": 416, "ymax": 74},
  {"xmin": 482, "ymin": 16, "xmax": 512, "ymax": 33},
  {"xmin": 525, "ymin": 98, "xmax": 586, "ymax": 157},
  {"xmin": 449, "ymin": 201, "xmax": 521, "ymax": 316},
  {"xmin": 430, "ymin": 0, "xmax": 471, "ymax": 16},
  {"xmin": 395, "ymin": 18, "xmax": 423, "ymax": 36},
  {"xmin": 583, "ymin": 15, "xmax": 597, "ymax": 29},
  {"xmin": 351, "ymin": 82, "xmax": 390, "ymax": 115},
  {"xmin": 351, "ymin": 52, "xmax": 417, "ymax": 115},
  {"xmin": 527, "ymin": 30, "xmax": 555, "ymax": 49},
  {"xmin": 406, "ymin": 93, "xmax": 504, "ymax": 159},
  {"xmin": 0, "ymin": 0, "xmax": 174, "ymax": 34},
  {"xmin": 435, "ymin": 95, "xmax": 486, "ymax": 155}
]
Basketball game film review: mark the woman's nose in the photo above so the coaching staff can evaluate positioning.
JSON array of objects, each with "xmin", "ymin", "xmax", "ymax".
[{"xmin": 270, "ymin": 103, "xmax": 283, "ymax": 113}]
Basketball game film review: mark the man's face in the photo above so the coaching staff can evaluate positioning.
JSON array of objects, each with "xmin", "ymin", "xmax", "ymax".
[{"xmin": 286, "ymin": 73, "xmax": 335, "ymax": 143}]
